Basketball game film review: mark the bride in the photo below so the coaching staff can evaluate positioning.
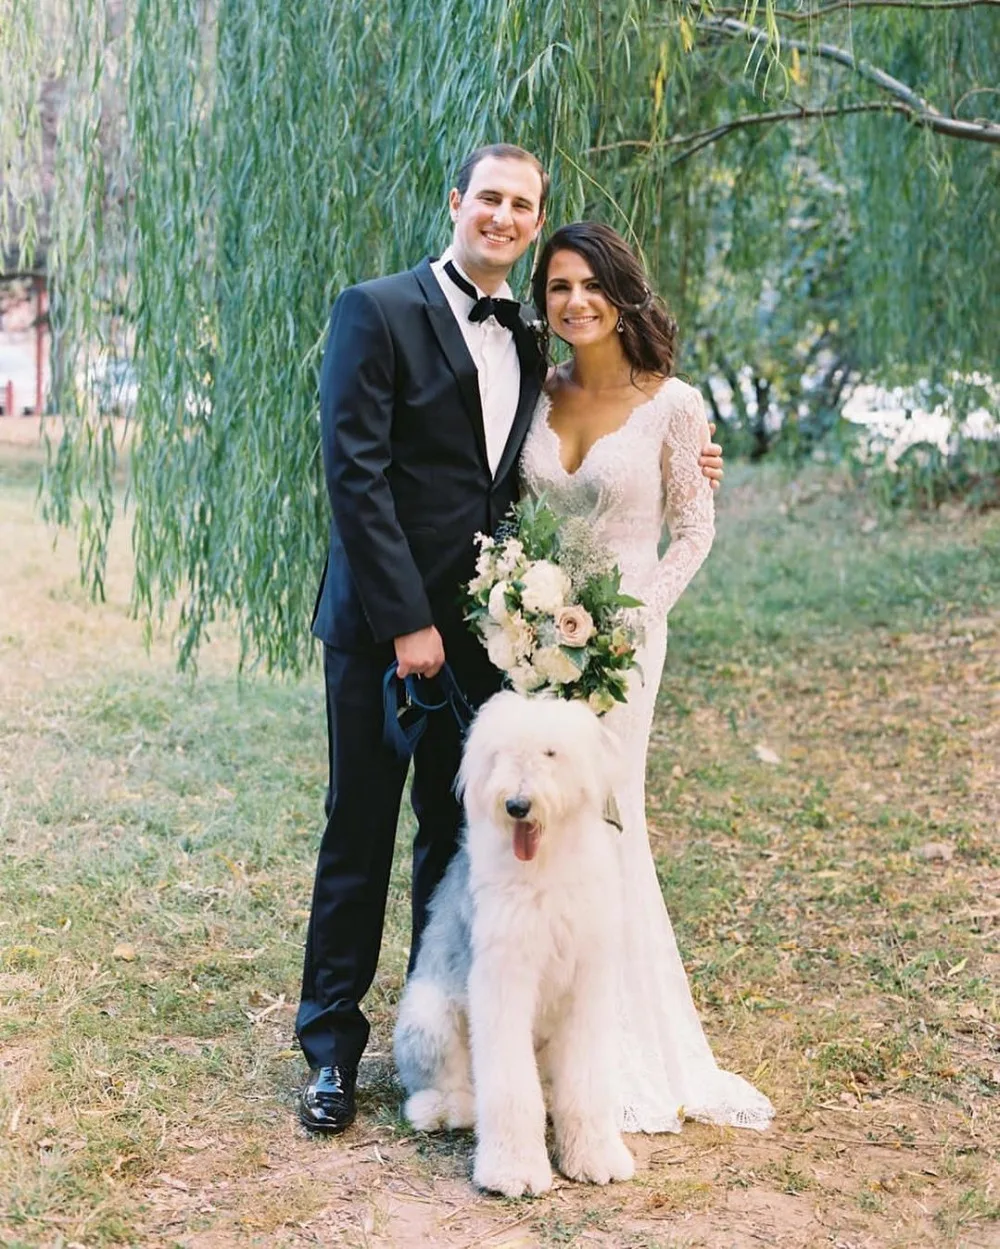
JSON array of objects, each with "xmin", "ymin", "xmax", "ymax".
[{"xmin": 520, "ymin": 221, "xmax": 775, "ymax": 1134}]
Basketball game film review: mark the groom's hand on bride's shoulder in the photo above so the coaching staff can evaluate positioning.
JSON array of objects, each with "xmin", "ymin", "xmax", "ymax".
[
  {"xmin": 700, "ymin": 422, "xmax": 724, "ymax": 491},
  {"xmin": 395, "ymin": 625, "xmax": 446, "ymax": 679}
]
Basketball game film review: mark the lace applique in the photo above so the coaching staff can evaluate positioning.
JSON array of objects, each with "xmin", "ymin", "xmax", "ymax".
[{"xmin": 521, "ymin": 378, "xmax": 715, "ymax": 624}]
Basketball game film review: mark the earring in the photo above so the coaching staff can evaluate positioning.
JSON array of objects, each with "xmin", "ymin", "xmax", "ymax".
[{"xmin": 616, "ymin": 315, "xmax": 624, "ymax": 333}]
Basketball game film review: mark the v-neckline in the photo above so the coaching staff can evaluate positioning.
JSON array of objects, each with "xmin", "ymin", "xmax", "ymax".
[{"xmin": 540, "ymin": 379, "xmax": 670, "ymax": 479}]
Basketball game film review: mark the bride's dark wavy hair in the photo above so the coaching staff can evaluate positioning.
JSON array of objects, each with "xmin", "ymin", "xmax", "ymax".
[{"xmin": 531, "ymin": 222, "xmax": 678, "ymax": 378}]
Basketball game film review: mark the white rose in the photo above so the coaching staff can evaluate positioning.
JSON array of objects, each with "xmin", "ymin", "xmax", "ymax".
[
  {"xmin": 587, "ymin": 688, "xmax": 617, "ymax": 716},
  {"xmin": 520, "ymin": 560, "xmax": 571, "ymax": 615},
  {"xmin": 486, "ymin": 629, "xmax": 519, "ymax": 673},
  {"xmin": 533, "ymin": 645, "xmax": 582, "ymax": 686},
  {"xmin": 488, "ymin": 581, "xmax": 512, "ymax": 623}
]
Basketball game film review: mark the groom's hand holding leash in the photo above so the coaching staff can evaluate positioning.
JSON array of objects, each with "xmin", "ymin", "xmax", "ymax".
[{"xmin": 395, "ymin": 625, "xmax": 446, "ymax": 678}]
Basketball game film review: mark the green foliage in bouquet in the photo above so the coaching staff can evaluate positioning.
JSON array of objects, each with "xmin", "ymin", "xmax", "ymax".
[{"xmin": 465, "ymin": 496, "xmax": 644, "ymax": 714}]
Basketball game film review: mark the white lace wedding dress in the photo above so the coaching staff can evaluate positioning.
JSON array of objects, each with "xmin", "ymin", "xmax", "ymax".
[{"xmin": 520, "ymin": 376, "xmax": 775, "ymax": 1134}]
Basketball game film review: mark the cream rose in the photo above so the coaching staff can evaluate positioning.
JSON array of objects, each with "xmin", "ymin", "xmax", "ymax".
[
  {"xmin": 555, "ymin": 604, "xmax": 595, "ymax": 648},
  {"xmin": 533, "ymin": 645, "xmax": 582, "ymax": 686},
  {"xmin": 519, "ymin": 560, "xmax": 571, "ymax": 615}
]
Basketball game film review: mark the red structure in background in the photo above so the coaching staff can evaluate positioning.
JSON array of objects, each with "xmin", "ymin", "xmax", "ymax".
[
  {"xmin": 34, "ymin": 276, "xmax": 46, "ymax": 416},
  {"xmin": 0, "ymin": 270, "xmax": 48, "ymax": 415}
]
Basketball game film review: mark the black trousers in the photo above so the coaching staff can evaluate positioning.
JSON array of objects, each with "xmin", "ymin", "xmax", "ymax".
[{"xmin": 295, "ymin": 635, "xmax": 499, "ymax": 1070}]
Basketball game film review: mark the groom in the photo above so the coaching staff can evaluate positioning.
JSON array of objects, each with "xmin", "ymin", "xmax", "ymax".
[{"xmin": 296, "ymin": 143, "xmax": 723, "ymax": 1133}]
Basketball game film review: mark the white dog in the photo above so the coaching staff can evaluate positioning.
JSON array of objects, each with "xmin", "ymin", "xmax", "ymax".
[{"xmin": 393, "ymin": 690, "xmax": 634, "ymax": 1197}]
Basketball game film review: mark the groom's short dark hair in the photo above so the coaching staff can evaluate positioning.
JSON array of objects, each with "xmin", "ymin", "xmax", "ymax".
[{"xmin": 454, "ymin": 144, "xmax": 549, "ymax": 215}]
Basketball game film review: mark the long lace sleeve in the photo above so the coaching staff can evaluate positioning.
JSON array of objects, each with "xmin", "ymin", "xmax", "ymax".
[{"xmin": 639, "ymin": 383, "xmax": 715, "ymax": 620}]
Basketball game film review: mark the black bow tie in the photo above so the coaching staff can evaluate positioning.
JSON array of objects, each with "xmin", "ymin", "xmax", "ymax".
[{"xmin": 444, "ymin": 260, "xmax": 522, "ymax": 332}]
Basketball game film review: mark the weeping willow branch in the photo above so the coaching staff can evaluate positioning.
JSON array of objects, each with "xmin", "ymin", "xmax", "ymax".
[
  {"xmin": 709, "ymin": 0, "xmax": 1000, "ymax": 17},
  {"xmin": 589, "ymin": 100, "xmax": 910, "ymax": 160},
  {"xmin": 699, "ymin": 16, "xmax": 1000, "ymax": 144},
  {"xmin": 3, "ymin": 0, "xmax": 997, "ymax": 670}
]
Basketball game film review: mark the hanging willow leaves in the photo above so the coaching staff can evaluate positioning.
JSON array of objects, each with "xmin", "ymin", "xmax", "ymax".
[{"xmin": 1, "ymin": 0, "xmax": 997, "ymax": 670}]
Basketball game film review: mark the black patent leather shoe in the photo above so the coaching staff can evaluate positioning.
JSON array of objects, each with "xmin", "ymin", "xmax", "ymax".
[{"xmin": 299, "ymin": 1065, "xmax": 358, "ymax": 1133}]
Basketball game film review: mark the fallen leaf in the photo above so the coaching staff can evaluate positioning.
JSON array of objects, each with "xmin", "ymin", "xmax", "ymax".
[
  {"xmin": 916, "ymin": 842, "xmax": 954, "ymax": 862},
  {"xmin": 157, "ymin": 1174, "xmax": 190, "ymax": 1192}
]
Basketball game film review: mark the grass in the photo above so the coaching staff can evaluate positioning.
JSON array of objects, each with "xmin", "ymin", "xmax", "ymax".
[{"xmin": 1, "ymin": 438, "xmax": 998, "ymax": 1247}]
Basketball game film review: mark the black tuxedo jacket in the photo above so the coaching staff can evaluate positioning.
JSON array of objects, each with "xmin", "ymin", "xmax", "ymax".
[{"xmin": 311, "ymin": 258, "xmax": 544, "ymax": 651}]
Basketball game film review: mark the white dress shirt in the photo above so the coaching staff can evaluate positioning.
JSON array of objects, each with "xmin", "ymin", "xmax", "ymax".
[{"xmin": 431, "ymin": 248, "xmax": 521, "ymax": 478}]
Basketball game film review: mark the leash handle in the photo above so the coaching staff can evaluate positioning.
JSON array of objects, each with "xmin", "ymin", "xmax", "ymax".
[{"xmin": 382, "ymin": 661, "xmax": 475, "ymax": 760}]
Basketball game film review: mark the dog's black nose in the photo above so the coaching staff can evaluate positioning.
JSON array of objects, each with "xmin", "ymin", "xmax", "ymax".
[{"xmin": 505, "ymin": 796, "xmax": 532, "ymax": 819}]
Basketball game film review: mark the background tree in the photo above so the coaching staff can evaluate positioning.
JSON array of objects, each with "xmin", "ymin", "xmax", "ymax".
[{"xmin": 1, "ymin": 0, "xmax": 997, "ymax": 670}]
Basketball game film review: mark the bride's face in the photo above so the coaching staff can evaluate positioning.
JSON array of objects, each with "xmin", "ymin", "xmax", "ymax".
[{"xmin": 544, "ymin": 250, "xmax": 619, "ymax": 349}]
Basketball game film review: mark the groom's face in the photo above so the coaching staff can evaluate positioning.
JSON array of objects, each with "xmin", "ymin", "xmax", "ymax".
[{"xmin": 448, "ymin": 156, "xmax": 545, "ymax": 283}]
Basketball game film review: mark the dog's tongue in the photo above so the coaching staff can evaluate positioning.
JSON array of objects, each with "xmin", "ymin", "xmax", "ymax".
[{"xmin": 513, "ymin": 820, "xmax": 540, "ymax": 862}]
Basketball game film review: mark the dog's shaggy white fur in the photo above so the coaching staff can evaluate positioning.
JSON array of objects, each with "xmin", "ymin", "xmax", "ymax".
[{"xmin": 393, "ymin": 691, "xmax": 634, "ymax": 1197}]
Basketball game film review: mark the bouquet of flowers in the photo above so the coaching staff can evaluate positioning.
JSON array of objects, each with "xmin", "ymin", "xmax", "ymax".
[{"xmin": 464, "ymin": 496, "xmax": 643, "ymax": 715}]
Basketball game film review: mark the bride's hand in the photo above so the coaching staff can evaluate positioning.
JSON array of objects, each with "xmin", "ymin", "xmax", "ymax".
[{"xmin": 699, "ymin": 423, "xmax": 724, "ymax": 490}]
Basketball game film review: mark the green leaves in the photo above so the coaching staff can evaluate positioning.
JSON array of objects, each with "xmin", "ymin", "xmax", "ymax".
[{"xmin": 511, "ymin": 492, "xmax": 562, "ymax": 559}]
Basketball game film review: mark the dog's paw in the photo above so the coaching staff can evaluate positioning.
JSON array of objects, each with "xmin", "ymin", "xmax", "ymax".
[
  {"xmin": 404, "ymin": 1089, "xmax": 447, "ymax": 1132},
  {"xmin": 473, "ymin": 1144, "xmax": 552, "ymax": 1197},
  {"xmin": 558, "ymin": 1134, "xmax": 635, "ymax": 1185},
  {"xmin": 444, "ymin": 1088, "xmax": 475, "ymax": 1130}
]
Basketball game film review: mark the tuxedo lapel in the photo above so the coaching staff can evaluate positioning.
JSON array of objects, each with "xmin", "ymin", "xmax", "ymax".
[
  {"xmin": 492, "ymin": 316, "xmax": 544, "ymax": 486},
  {"xmin": 413, "ymin": 259, "xmax": 489, "ymax": 468}
]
